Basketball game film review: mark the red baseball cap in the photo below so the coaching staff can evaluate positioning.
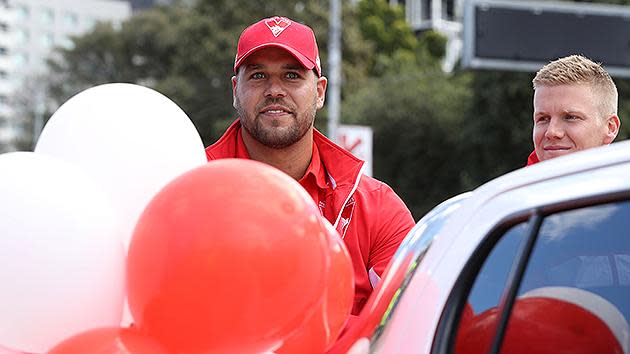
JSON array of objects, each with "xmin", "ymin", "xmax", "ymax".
[{"xmin": 234, "ymin": 16, "xmax": 322, "ymax": 77}]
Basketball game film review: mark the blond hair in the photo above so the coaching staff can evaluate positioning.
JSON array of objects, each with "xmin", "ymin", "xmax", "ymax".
[{"xmin": 533, "ymin": 55, "xmax": 618, "ymax": 117}]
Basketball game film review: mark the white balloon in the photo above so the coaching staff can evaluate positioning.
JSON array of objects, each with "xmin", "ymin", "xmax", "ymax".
[
  {"xmin": 0, "ymin": 152, "xmax": 125, "ymax": 353},
  {"xmin": 35, "ymin": 83, "xmax": 207, "ymax": 248},
  {"xmin": 0, "ymin": 343, "xmax": 23, "ymax": 354}
]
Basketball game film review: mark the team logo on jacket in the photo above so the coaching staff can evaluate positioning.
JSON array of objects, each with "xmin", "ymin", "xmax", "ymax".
[
  {"xmin": 338, "ymin": 197, "xmax": 355, "ymax": 239},
  {"xmin": 265, "ymin": 17, "xmax": 291, "ymax": 37}
]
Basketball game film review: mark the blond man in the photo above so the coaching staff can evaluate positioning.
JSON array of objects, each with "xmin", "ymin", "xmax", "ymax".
[{"xmin": 527, "ymin": 55, "xmax": 621, "ymax": 165}]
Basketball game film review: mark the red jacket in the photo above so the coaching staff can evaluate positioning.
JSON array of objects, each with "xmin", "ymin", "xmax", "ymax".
[
  {"xmin": 206, "ymin": 120, "xmax": 415, "ymax": 315},
  {"xmin": 527, "ymin": 150, "xmax": 540, "ymax": 165}
]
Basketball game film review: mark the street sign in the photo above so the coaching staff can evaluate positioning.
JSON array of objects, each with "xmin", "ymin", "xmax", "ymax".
[
  {"xmin": 462, "ymin": 0, "xmax": 630, "ymax": 77},
  {"xmin": 336, "ymin": 124, "xmax": 373, "ymax": 176}
]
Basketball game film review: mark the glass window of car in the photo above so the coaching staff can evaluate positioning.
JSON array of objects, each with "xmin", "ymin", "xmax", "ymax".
[
  {"xmin": 501, "ymin": 200, "xmax": 630, "ymax": 354},
  {"xmin": 452, "ymin": 199, "xmax": 630, "ymax": 354},
  {"xmin": 452, "ymin": 221, "xmax": 530, "ymax": 354}
]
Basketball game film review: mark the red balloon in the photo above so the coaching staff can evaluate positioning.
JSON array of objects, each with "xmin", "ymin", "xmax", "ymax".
[
  {"xmin": 127, "ymin": 159, "xmax": 330, "ymax": 354},
  {"xmin": 456, "ymin": 290, "xmax": 625, "ymax": 354},
  {"xmin": 46, "ymin": 327, "xmax": 168, "ymax": 354},
  {"xmin": 276, "ymin": 220, "xmax": 355, "ymax": 354},
  {"xmin": 276, "ymin": 303, "xmax": 329, "ymax": 354},
  {"xmin": 322, "ymin": 221, "xmax": 356, "ymax": 343}
]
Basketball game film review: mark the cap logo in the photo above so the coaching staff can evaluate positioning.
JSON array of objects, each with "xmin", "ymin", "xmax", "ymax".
[{"xmin": 265, "ymin": 16, "xmax": 291, "ymax": 37}]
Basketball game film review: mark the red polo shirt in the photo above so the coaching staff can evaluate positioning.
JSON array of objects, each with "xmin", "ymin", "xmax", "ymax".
[
  {"xmin": 233, "ymin": 128, "xmax": 329, "ymax": 210},
  {"xmin": 207, "ymin": 120, "xmax": 416, "ymax": 317}
]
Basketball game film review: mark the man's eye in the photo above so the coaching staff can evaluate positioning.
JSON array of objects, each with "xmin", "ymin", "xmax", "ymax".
[
  {"xmin": 536, "ymin": 116, "xmax": 549, "ymax": 124},
  {"xmin": 286, "ymin": 72, "xmax": 300, "ymax": 79},
  {"xmin": 565, "ymin": 115, "xmax": 579, "ymax": 120},
  {"xmin": 251, "ymin": 72, "xmax": 265, "ymax": 79}
]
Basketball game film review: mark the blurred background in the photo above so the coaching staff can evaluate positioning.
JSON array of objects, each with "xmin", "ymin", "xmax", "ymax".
[{"xmin": 1, "ymin": 0, "xmax": 629, "ymax": 219}]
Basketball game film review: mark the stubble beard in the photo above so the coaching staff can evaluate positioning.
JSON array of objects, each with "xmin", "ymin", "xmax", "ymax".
[{"xmin": 236, "ymin": 97, "xmax": 318, "ymax": 149}]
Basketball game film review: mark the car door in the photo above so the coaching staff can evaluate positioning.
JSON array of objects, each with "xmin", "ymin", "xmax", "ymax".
[{"xmin": 433, "ymin": 194, "xmax": 630, "ymax": 354}]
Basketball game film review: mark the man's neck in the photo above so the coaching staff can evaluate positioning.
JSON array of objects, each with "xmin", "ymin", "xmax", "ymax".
[{"xmin": 242, "ymin": 129, "xmax": 314, "ymax": 181}]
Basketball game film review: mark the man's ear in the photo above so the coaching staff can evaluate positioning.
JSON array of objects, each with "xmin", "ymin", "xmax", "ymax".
[
  {"xmin": 316, "ymin": 76, "xmax": 328, "ymax": 110},
  {"xmin": 603, "ymin": 114, "xmax": 621, "ymax": 144},
  {"xmin": 232, "ymin": 75, "xmax": 238, "ymax": 109}
]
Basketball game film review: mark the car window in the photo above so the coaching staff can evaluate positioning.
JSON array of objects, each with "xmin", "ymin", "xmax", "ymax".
[
  {"xmin": 453, "ymin": 221, "xmax": 530, "ymax": 354},
  {"xmin": 501, "ymin": 200, "xmax": 630, "ymax": 354},
  {"xmin": 453, "ymin": 199, "xmax": 630, "ymax": 354},
  {"xmin": 467, "ymin": 223, "xmax": 529, "ymax": 314}
]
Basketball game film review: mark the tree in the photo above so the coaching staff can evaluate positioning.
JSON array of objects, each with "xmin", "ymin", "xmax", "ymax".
[
  {"xmin": 40, "ymin": 0, "xmax": 630, "ymax": 218},
  {"xmin": 342, "ymin": 0, "xmax": 465, "ymax": 217},
  {"xmin": 356, "ymin": 0, "xmax": 444, "ymax": 76},
  {"xmin": 456, "ymin": 71, "xmax": 534, "ymax": 187},
  {"xmin": 344, "ymin": 0, "xmax": 630, "ymax": 216},
  {"xmin": 47, "ymin": 5, "xmax": 234, "ymax": 144},
  {"xmin": 344, "ymin": 67, "xmax": 472, "ymax": 217},
  {"xmin": 45, "ymin": 0, "xmax": 373, "ymax": 144}
]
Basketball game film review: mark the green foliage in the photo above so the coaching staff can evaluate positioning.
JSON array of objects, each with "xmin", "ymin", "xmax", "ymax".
[
  {"xmin": 457, "ymin": 71, "xmax": 534, "ymax": 188},
  {"xmin": 343, "ymin": 0, "xmax": 459, "ymax": 216},
  {"xmin": 47, "ymin": 4, "xmax": 234, "ymax": 144},
  {"xmin": 419, "ymin": 30, "xmax": 447, "ymax": 60},
  {"xmin": 344, "ymin": 68, "xmax": 473, "ymax": 217},
  {"xmin": 614, "ymin": 79, "xmax": 630, "ymax": 139},
  {"xmin": 46, "ymin": 0, "xmax": 373, "ymax": 144},
  {"xmin": 42, "ymin": 0, "xmax": 630, "ymax": 220},
  {"xmin": 358, "ymin": 0, "xmax": 416, "ymax": 54},
  {"xmin": 357, "ymin": 0, "xmax": 445, "ymax": 75}
]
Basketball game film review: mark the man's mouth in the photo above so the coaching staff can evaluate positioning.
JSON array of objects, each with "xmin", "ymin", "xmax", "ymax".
[
  {"xmin": 544, "ymin": 145, "xmax": 570, "ymax": 151},
  {"xmin": 260, "ymin": 106, "xmax": 293, "ymax": 115}
]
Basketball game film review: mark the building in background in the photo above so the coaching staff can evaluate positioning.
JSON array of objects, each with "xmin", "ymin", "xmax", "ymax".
[
  {"xmin": 0, "ymin": 0, "xmax": 130, "ymax": 150},
  {"xmin": 390, "ymin": 0, "xmax": 463, "ymax": 72},
  {"xmin": 128, "ymin": 0, "xmax": 156, "ymax": 11},
  {"xmin": 127, "ymin": 0, "xmax": 173, "ymax": 12}
]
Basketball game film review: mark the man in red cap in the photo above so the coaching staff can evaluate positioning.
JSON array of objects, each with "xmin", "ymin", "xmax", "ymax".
[
  {"xmin": 206, "ymin": 16, "xmax": 415, "ymax": 318},
  {"xmin": 526, "ymin": 55, "xmax": 621, "ymax": 166}
]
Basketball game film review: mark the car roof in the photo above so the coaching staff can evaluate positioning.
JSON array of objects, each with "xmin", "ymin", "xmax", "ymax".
[
  {"xmin": 479, "ymin": 139, "xmax": 630, "ymax": 204},
  {"xmin": 446, "ymin": 140, "xmax": 630, "ymax": 249}
]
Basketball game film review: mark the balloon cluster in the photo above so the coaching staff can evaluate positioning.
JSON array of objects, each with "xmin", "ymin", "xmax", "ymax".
[{"xmin": 0, "ymin": 84, "xmax": 354, "ymax": 354}]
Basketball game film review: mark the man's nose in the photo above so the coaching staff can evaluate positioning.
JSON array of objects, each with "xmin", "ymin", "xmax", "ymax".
[
  {"xmin": 264, "ymin": 77, "xmax": 286, "ymax": 98},
  {"xmin": 545, "ymin": 118, "xmax": 565, "ymax": 139}
]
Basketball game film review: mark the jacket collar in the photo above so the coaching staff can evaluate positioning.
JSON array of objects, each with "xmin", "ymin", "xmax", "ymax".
[
  {"xmin": 527, "ymin": 150, "xmax": 540, "ymax": 166},
  {"xmin": 206, "ymin": 119, "xmax": 365, "ymax": 189}
]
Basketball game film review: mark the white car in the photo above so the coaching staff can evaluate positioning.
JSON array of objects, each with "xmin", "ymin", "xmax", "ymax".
[{"xmin": 330, "ymin": 140, "xmax": 630, "ymax": 354}]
